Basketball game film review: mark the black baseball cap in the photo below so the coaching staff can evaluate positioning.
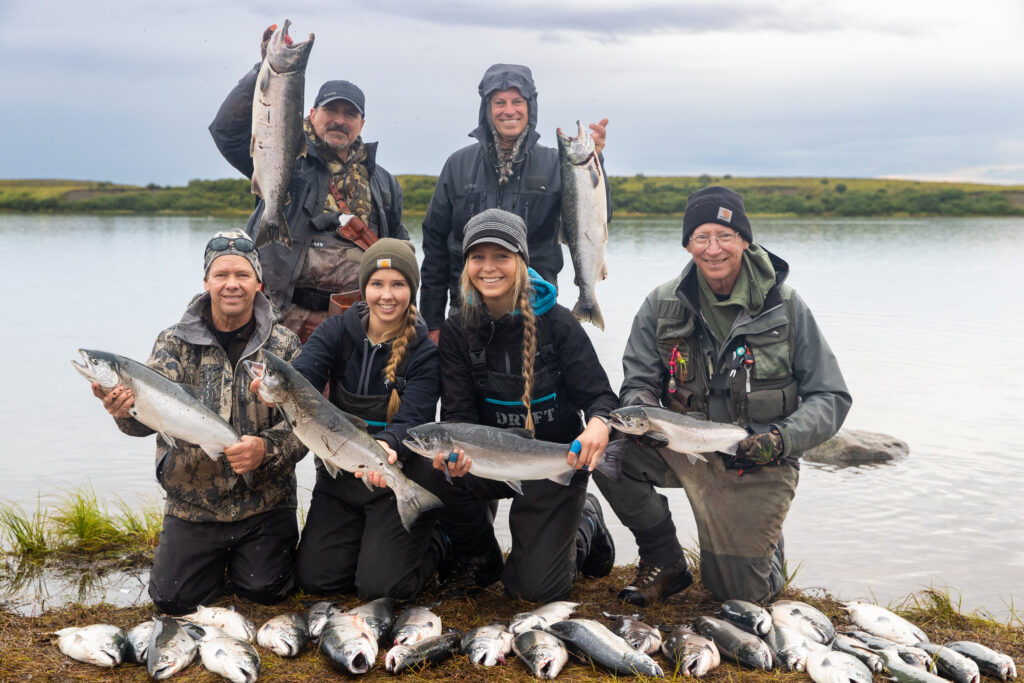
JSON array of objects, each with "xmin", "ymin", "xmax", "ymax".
[{"xmin": 313, "ymin": 80, "xmax": 365, "ymax": 115}]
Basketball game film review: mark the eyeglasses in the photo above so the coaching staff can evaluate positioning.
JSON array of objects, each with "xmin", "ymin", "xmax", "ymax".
[
  {"xmin": 690, "ymin": 231, "xmax": 740, "ymax": 248},
  {"xmin": 207, "ymin": 236, "xmax": 256, "ymax": 253}
]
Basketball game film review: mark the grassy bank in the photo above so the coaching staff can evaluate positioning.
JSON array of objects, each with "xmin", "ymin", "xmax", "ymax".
[
  {"xmin": 3, "ymin": 175, "xmax": 1024, "ymax": 217},
  {"xmin": 1, "ymin": 567, "xmax": 1020, "ymax": 681}
]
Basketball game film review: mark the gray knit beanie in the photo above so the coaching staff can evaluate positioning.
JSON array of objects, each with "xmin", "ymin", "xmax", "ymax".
[{"xmin": 462, "ymin": 208, "xmax": 529, "ymax": 264}]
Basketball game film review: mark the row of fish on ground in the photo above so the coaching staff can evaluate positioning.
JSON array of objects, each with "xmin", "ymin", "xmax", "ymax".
[{"xmin": 54, "ymin": 597, "xmax": 1019, "ymax": 681}]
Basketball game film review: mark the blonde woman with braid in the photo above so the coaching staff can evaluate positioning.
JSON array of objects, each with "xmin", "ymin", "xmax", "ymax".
[
  {"xmin": 283, "ymin": 238, "xmax": 445, "ymax": 599},
  {"xmin": 431, "ymin": 209, "xmax": 619, "ymax": 602}
]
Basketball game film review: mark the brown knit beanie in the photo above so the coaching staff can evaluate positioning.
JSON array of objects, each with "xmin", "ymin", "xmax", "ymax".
[{"xmin": 358, "ymin": 238, "xmax": 420, "ymax": 300}]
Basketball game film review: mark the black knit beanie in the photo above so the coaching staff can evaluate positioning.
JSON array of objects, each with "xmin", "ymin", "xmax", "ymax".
[
  {"xmin": 681, "ymin": 186, "xmax": 752, "ymax": 246},
  {"xmin": 359, "ymin": 238, "xmax": 420, "ymax": 301}
]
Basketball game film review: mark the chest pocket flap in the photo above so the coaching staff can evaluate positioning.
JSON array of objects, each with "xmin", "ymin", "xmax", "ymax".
[{"xmin": 745, "ymin": 325, "xmax": 792, "ymax": 381}]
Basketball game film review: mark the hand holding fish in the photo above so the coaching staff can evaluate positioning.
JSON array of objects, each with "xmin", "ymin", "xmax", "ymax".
[
  {"xmin": 92, "ymin": 382, "xmax": 134, "ymax": 419},
  {"xmin": 354, "ymin": 441, "xmax": 399, "ymax": 488},
  {"xmin": 223, "ymin": 435, "xmax": 265, "ymax": 474},
  {"xmin": 567, "ymin": 417, "xmax": 610, "ymax": 471},
  {"xmin": 590, "ymin": 118, "xmax": 609, "ymax": 156},
  {"xmin": 432, "ymin": 447, "xmax": 471, "ymax": 478},
  {"xmin": 248, "ymin": 377, "xmax": 277, "ymax": 407}
]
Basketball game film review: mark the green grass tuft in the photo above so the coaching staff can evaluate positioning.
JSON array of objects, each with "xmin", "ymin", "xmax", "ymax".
[
  {"xmin": 113, "ymin": 498, "xmax": 162, "ymax": 549},
  {"xmin": 0, "ymin": 500, "xmax": 49, "ymax": 557},
  {"xmin": 51, "ymin": 488, "xmax": 127, "ymax": 553}
]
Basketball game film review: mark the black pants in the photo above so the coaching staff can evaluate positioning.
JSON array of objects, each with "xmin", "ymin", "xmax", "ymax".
[
  {"xmin": 438, "ymin": 471, "xmax": 590, "ymax": 602},
  {"xmin": 295, "ymin": 457, "xmax": 442, "ymax": 600},
  {"xmin": 149, "ymin": 509, "xmax": 298, "ymax": 615}
]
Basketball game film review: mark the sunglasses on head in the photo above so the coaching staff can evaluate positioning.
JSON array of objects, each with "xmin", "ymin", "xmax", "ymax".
[{"xmin": 207, "ymin": 236, "xmax": 256, "ymax": 253}]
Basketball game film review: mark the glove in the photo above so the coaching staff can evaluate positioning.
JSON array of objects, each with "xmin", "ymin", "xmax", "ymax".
[{"xmin": 727, "ymin": 428, "xmax": 784, "ymax": 471}]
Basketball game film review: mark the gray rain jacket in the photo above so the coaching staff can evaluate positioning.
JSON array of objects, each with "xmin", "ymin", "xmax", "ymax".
[
  {"xmin": 209, "ymin": 66, "xmax": 408, "ymax": 311},
  {"xmin": 419, "ymin": 63, "xmax": 611, "ymax": 329},
  {"xmin": 621, "ymin": 248, "xmax": 851, "ymax": 459}
]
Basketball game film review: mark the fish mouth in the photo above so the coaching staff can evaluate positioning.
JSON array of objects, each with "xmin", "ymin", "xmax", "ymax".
[
  {"xmin": 242, "ymin": 360, "xmax": 264, "ymax": 380},
  {"xmin": 401, "ymin": 433, "xmax": 431, "ymax": 454},
  {"xmin": 70, "ymin": 349, "xmax": 92, "ymax": 376}
]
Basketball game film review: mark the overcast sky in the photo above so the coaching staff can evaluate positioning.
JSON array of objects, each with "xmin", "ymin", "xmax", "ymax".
[{"xmin": 3, "ymin": 0, "xmax": 1023, "ymax": 186}]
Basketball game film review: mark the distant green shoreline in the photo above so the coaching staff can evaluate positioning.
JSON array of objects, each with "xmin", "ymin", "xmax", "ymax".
[{"xmin": 2, "ymin": 175, "xmax": 1023, "ymax": 218}]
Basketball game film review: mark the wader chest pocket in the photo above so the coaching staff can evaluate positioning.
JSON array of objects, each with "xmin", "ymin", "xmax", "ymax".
[
  {"xmin": 746, "ymin": 327, "xmax": 792, "ymax": 380},
  {"xmin": 746, "ymin": 382, "xmax": 798, "ymax": 422},
  {"xmin": 656, "ymin": 317, "xmax": 696, "ymax": 375},
  {"xmin": 525, "ymin": 176, "xmax": 548, "ymax": 192}
]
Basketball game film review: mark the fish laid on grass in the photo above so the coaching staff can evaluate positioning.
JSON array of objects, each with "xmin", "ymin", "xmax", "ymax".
[
  {"xmin": 719, "ymin": 599, "xmax": 773, "ymax": 636},
  {"xmin": 54, "ymin": 624, "xmax": 127, "ymax": 668},
  {"xmin": 256, "ymin": 613, "xmax": 308, "ymax": 657},
  {"xmin": 306, "ymin": 601, "xmax": 345, "ymax": 640},
  {"xmin": 345, "ymin": 597, "xmax": 397, "ymax": 645},
  {"xmin": 916, "ymin": 642, "xmax": 982, "ymax": 683},
  {"xmin": 877, "ymin": 647, "xmax": 951, "ymax": 683},
  {"xmin": 404, "ymin": 423, "xmax": 621, "ymax": 494},
  {"xmin": 610, "ymin": 616, "xmax": 662, "ymax": 655},
  {"xmin": 805, "ymin": 650, "xmax": 874, "ymax": 683},
  {"xmin": 769, "ymin": 600, "xmax": 836, "ymax": 645},
  {"xmin": 557, "ymin": 120, "xmax": 608, "ymax": 330},
  {"xmin": 391, "ymin": 606, "xmax": 442, "ymax": 645},
  {"xmin": 610, "ymin": 406, "xmax": 750, "ymax": 462},
  {"xmin": 320, "ymin": 613, "xmax": 379, "ymax": 674},
  {"xmin": 509, "ymin": 601, "xmax": 579, "ymax": 635},
  {"xmin": 148, "ymin": 616, "xmax": 198, "ymax": 679},
  {"xmin": 695, "ymin": 615, "xmax": 773, "ymax": 670},
  {"xmin": 462, "ymin": 624, "xmax": 513, "ymax": 666},
  {"xmin": 513, "ymin": 629, "xmax": 569, "ymax": 679},
  {"xmin": 199, "ymin": 635, "xmax": 261, "ymax": 683},
  {"xmin": 843, "ymin": 600, "xmax": 928, "ymax": 645},
  {"xmin": 766, "ymin": 623, "xmax": 828, "ymax": 671},
  {"xmin": 832, "ymin": 633, "xmax": 884, "ymax": 673},
  {"xmin": 250, "ymin": 20, "xmax": 314, "ymax": 249},
  {"xmin": 945, "ymin": 641, "xmax": 1018, "ymax": 681},
  {"xmin": 73, "ymin": 349, "xmax": 248, "ymax": 486},
  {"xmin": 126, "ymin": 618, "xmax": 156, "ymax": 665},
  {"xmin": 384, "ymin": 631, "xmax": 462, "ymax": 673},
  {"xmin": 183, "ymin": 606, "xmax": 255, "ymax": 643},
  {"xmin": 544, "ymin": 618, "xmax": 664, "ymax": 677},
  {"xmin": 661, "ymin": 625, "xmax": 720, "ymax": 677},
  {"xmin": 845, "ymin": 629, "xmax": 933, "ymax": 670},
  {"xmin": 247, "ymin": 353, "xmax": 441, "ymax": 531}
]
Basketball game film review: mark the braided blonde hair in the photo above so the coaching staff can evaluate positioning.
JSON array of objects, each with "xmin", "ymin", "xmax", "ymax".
[{"xmin": 383, "ymin": 303, "xmax": 419, "ymax": 423}]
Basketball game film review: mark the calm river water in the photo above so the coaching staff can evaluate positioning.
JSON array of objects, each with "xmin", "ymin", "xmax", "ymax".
[{"xmin": 1, "ymin": 213, "xmax": 1021, "ymax": 618}]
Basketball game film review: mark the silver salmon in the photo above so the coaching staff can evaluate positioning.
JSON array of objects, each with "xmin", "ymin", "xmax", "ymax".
[
  {"xmin": 545, "ymin": 618, "xmax": 664, "ymax": 677},
  {"xmin": 462, "ymin": 624, "xmax": 513, "ymax": 666},
  {"xmin": 199, "ymin": 635, "xmax": 261, "ymax": 683},
  {"xmin": 843, "ymin": 600, "xmax": 928, "ymax": 646},
  {"xmin": 695, "ymin": 615, "xmax": 773, "ymax": 670},
  {"xmin": 557, "ymin": 120, "xmax": 608, "ymax": 330},
  {"xmin": 391, "ymin": 606, "xmax": 441, "ymax": 646},
  {"xmin": 945, "ymin": 641, "xmax": 1017, "ymax": 681},
  {"xmin": 661, "ymin": 626, "xmax": 720, "ymax": 677},
  {"xmin": 54, "ymin": 624, "xmax": 127, "ymax": 668},
  {"xmin": 250, "ymin": 20, "xmax": 314, "ymax": 248},
  {"xmin": 513, "ymin": 629, "xmax": 568, "ymax": 679},
  {"xmin": 147, "ymin": 616, "xmax": 197, "ymax": 679},
  {"xmin": 806, "ymin": 650, "xmax": 874, "ymax": 683},
  {"xmin": 610, "ymin": 405, "xmax": 751, "ymax": 462},
  {"xmin": 510, "ymin": 601, "xmax": 579, "ymax": 635},
  {"xmin": 245, "ymin": 354, "xmax": 442, "ymax": 531},
  {"xmin": 384, "ymin": 632, "xmax": 462, "ymax": 673},
  {"xmin": 404, "ymin": 422, "xmax": 621, "ymax": 494},
  {"xmin": 256, "ymin": 613, "xmax": 309, "ymax": 657},
  {"xmin": 916, "ymin": 642, "xmax": 981, "ymax": 683}
]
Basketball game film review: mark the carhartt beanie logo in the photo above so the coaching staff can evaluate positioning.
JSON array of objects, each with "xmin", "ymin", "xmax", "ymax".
[{"xmin": 682, "ymin": 186, "xmax": 753, "ymax": 246}]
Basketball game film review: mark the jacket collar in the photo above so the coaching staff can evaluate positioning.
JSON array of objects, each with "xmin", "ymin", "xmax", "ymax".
[
  {"xmin": 675, "ymin": 244, "xmax": 790, "ymax": 311},
  {"xmin": 173, "ymin": 292, "xmax": 276, "ymax": 360}
]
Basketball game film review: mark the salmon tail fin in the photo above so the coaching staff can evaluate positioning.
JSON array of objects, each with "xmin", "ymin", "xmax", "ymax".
[
  {"xmin": 572, "ymin": 297, "xmax": 605, "ymax": 331},
  {"xmin": 394, "ymin": 480, "xmax": 443, "ymax": 532},
  {"xmin": 254, "ymin": 209, "xmax": 292, "ymax": 249},
  {"xmin": 594, "ymin": 440, "xmax": 623, "ymax": 481}
]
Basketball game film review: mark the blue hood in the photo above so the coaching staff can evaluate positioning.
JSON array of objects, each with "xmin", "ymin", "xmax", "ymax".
[{"xmin": 529, "ymin": 268, "xmax": 556, "ymax": 316}]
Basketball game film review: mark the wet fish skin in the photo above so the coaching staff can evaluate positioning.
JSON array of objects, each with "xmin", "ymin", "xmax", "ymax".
[
  {"xmin": 250, "ymin": 20, "xmax": 314, "ymax": 249},
  {"xmin": 320, "ymin": 613, "xmax": 379, "ymax": 674},
  {"xmin": 126, "ymin": 618, "xmax": 156, "ymax": 664},
  {"xmin": 766, "ymin": 623, "xmax": 828, "ymax": 672},
  {"xmin": 404, "ymin": 423, "xmax": 621, "ymax": 494},
  {"xmin": 845, "ymin": 629, "xmax": 933, "ymax": 671},
  {"xmin": 916, "ymin": 642, "xmax": 981, "ymax": 683},
  {"xmin": 54, "ymin": 624, "xmax": 127, "ymax": 668},
  {"xmin": 344, "ymin": 597, "xmax": 397, "ymax": 646},
  {"xmin": 806, "ymin": 649, "xmax": 874, "ymax": 683},
  {"xmin": 557, "ymin": 120, "xmax": 608, "ymax": 330},
  {"xmin": 199, "ymin": 635, "xmax": 261, "ymax": 683},
  {"xmin": 513, "ymin": 629, "xmax": 569, "ymax": 679},
  {"xmin": 610, "ymin": 616, "xmax": 662, "ymax": 656},
  {"xmin": 545, "ymin": 618, "xmax": 664, "ymax": 677},
  {"xmin": 719, "ymin": 599, "xmax": 773, "ymax": 636},
  {"xmin": 878, "ymin": 647, "xmax": 951, "ymax": 683},
  {"xmin": 391, "ymin": 606, "xmax": 442, "ymax": 645},
  {"xmin": 610, "ymin": 406, "xmax": 751, "ymax": 462},
  {"xmin": 769, "ymin": 599, "xmax": 836, "ymax": 645},
  {"xmin": 695, "ymin": 615, "xmax": 773, "ymax": 670},
  {"xmin": 509, "ymin": 601, "xmax": 579, "ymax": 635},
  {"xmin": 256, "ymin": 613, "xmax": 309, "ymax": 657},
  {"xmin": 183, "ymin": 605, "xmax": 256, "ymax": 643},
  {"xmin": 661, "ymin": 625, "xmax": 720, "ymax": 677},
  {"xmin": 148, "ymin": 616, "xmax": 198, "ymax": 679},
  {"xmin": 832, "ymin": 633, "xmax": 884, "ymax": 673},
  {"xmin": 945, "ymin": 641, "xmax": 1017, "ymax": 681},
  {"xmin": 306, "ymin": 600, "xmax": 344, "ymax": 640},
  {"xmin": 246, "ymin": 354, "xmax": 441, "ymax": 531},
  {"xmin": 843, "ymin": 600, "xmax": 929, "ymax": 645},
  {"xmin": 462, "ymin": 624, "xmax": 513, "ymax": 666},
  {"xmin": 385, "ymin": 631, "xmax": 462, "ymax": 673}
]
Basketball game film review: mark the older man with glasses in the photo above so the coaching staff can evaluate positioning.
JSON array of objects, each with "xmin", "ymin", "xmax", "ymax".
[
  {"xmin": 594, "ymin": 186, "xmax": 852, "ymax": 606},
  {"xmin": 90, "ymin": 229, "xmax": 307, "ymax": 614}
]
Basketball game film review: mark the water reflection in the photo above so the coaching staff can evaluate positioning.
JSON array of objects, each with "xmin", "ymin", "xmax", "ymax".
[{"xmin": 0, "ymin": 554, "xmax": 150, "ymax": 616}]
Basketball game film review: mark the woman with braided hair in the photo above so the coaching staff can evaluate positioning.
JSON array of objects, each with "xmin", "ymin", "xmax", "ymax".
[
  {"xmin": 432, "ymin": 209, "xmax": 619, "ymax": 602},
  {"xmin": 284, "ymin": 238, "xmax": 446, "ymax": 599}
]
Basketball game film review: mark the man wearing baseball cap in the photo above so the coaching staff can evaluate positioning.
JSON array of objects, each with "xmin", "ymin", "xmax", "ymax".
[
  {"xmin": 594, "ymin": 186, "xmax": 852, "ymax": 606},
  {"xmin": 90, "ymin": 230, "xmax": 307, "ymax": 614},
  {"xmin": 210, "ymin": 25, "xmax": 409, "ymax": 342}
]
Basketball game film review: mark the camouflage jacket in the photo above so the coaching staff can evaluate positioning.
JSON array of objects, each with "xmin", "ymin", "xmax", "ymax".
[{"xmin": 115, "ymin": 292, "xmax": 307, "ymax": 522}]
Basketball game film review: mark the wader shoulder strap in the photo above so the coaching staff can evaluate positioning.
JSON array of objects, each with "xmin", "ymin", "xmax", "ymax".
[{"xmin": 466, "ymin": 315, "xmax": 558, "ymax": 391}]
